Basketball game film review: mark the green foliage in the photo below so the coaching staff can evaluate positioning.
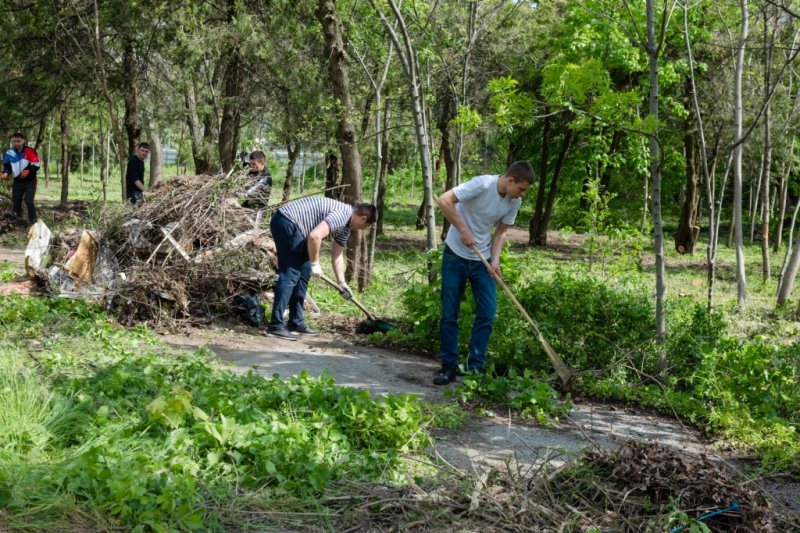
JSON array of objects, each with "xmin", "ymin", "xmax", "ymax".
[
  {"xmin": 451, "ymin": 369, "xmax": 573, "ymax": 425},
  {"xmin": 487, "ymin": 76, "xmax": 536, "ymax": 132},
  {"xmin": 451, "ymin": 104, "xmax": 482, "ymax": 133},
  {"xmin": 0, "ymin": 296, "xmax": 430, "ymax": 531}
]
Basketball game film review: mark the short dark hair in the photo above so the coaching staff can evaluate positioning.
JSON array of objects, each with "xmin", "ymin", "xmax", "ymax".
[
  {"xmin": 138, "ymin": 142, "xmax": 150, "ymax": 150},
  {"xmin": 505, "ymin": 161, "xmax": 535, "ymax": 184},
  {"xmin": 354, "ymin": 203, "xmax": 377, "ymax": 224},
  {"xmin": 11, "ymin": 132, "xmax": 24, "ymax": 140},
  {"xmin": 249, "ymin": 150, "xmax": 266, "ymax": 162}
]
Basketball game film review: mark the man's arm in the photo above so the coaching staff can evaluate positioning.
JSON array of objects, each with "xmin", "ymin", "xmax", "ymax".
[
  {"xmin": 307, "ymin": 220, "xmax": 331, "ymax": 266},
  {"xmin": 134, "ymin": 180, "xmax": 146, "ymax": 192},
  {"xmin": 436, "ymin": 189, "xmax": 475, "ymax": 247},
  {"xmin": 489, "ymin": 222, "xmax": 510, "ymax": 276},
  {"xmin": 331, "ymin": 242, "xmax": 346, "ymax": 283}
]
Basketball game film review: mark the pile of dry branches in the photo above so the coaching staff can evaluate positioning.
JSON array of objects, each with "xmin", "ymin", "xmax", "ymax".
[
  {"xmin": 224, "ymin": 441, "xmax": 788, "ymax": 532},
  {"xmin": 96, "ymin": 173, "xmax": 278, "ymax": 326}
]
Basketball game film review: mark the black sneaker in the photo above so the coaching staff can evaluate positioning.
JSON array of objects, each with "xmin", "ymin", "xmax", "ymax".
[
  {"xmin": 288, "ymin": 325, "xmax": 319, "ymax": 336},
  {"xmin": 433, "ymin": 365, "xmax": 458, "ymax": 385},
  {"xmin": 268, "ymin": 327, "xmax": 299, "ymax": 341}
]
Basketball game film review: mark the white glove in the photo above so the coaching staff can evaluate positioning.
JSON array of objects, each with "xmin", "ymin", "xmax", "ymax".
[
  {"xmin": 338, "ymin": 281, "xmax": 353, "ymax": 300},
  {"xmin": 310, "ymin": 261, "xmax": 323, "ymax": 277}
]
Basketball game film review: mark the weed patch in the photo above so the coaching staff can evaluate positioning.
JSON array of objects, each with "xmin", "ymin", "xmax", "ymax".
[{"xmin": 0, "ymin": 296, "xmax": 430, "ymax": 531}]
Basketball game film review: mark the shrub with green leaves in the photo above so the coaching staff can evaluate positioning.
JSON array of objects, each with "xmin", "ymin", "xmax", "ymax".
[{"xmin": 0, "ymin": 296, "xmax": 430, "ymax": 531}]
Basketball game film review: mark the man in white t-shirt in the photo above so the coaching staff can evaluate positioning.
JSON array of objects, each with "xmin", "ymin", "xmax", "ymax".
[{"xmin": 433, "ymin": 161, "xmax": 535, "ymax": 385}]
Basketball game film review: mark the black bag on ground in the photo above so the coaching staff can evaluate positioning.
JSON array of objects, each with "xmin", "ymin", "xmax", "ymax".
[{"xmin": 233, "ymin": 294, "xmax": 265, "ymax": 327}]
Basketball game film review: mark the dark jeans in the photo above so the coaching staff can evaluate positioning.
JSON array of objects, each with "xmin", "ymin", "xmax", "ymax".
[
  {"xmin": 439, "ymin": 245, "xmax": 497, "ymax": 371},
  {"xmin": 129, "ymin": 190, "xmax": 143, "ymax": 204},
  {"xmin": 268, "ymin": 211, "xmax": 311, "ymax": 331},
  {"xmin": 12, "ymin": 178, "xmax": 37, "ymax": 223}
]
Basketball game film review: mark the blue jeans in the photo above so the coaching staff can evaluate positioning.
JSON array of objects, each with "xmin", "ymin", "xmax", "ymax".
[
  {"xmin": 439, "ymin": 245, "xmax": 497, "ymax": 371},
  {"xmin": 269, "ymin": 211, "xmax": 311, "ymax": 330}
]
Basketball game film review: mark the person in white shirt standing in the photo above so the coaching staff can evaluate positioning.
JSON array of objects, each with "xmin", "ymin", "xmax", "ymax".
[{"xmin": 433, "ymin": 161, "xmax": 535, "ymax": 385}]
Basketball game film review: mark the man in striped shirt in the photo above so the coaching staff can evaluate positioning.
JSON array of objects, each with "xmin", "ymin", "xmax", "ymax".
[{"xmin": 268, "ymin": 196, "xmax": 377, "ymax": 340}]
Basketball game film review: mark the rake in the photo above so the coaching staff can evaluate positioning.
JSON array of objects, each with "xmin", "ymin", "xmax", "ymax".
[{"xmin": 470, "ymin": 245, "xmax": 572, "ymax": 387}]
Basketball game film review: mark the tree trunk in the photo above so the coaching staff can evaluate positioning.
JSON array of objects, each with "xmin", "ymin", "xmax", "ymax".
[
  {"xmin": 529, "ymin": 111, "xmax": 551, "ymax": 244},
  {"xmin": 674, "ymin": 133, "xmax": 701, "ymax": 254},
  {"xmin": 219, "ymin": 48, "xmax": 243, "ymax": 173},
  {"xmin": 44, "ymin": 118, "xmax": 52, "ymax": 187},
  {"xmin": 60, "ymin": 101, "xmax": 70, "ymax": 206},
  {"xmin": 80, "ymin": 120, "xmax": 85, "ymax": 185},
  {"xmin": 777, "ymin": 199, "xmax": 800, "ymax": 303},
  {"xmin": 147, "ymin": 117, "xmax": 163, "ymax": 188},
  {"xmin": 371, "ymin": 0, "xmax": 436, "ymax": 279},
  {"xmin": 646, "ymin": 0, "xmax": 666, "ymax": 348},
  {"xmin": 122, "ymin": 41, "xmax": 141, "ymax": 158},
  {"xmin": 774, "ymin": 140, "xmax": 794, "ymax": 252},
  {"xmin": 438, "ymin": 109, "xmax": 456, "ymax": 241},
  {"xmin": 733, "ymin": 0, "xmax": 749, "ymax": 308},
  {"xmin": 103, "ymin": 131, "xmax": 110, "ymax": 203},
  {"xmin": 282, "ymin": 141, "xmax": 300, "ymax": 202},
  {"xmin": 317, "ymin": 0, "xmax": 366, "ymax": 285},
  {"xmin": 536, "ymin": 129, "xmax": 574, "ymax": 245},
  {"xmin": 185, "ymin": 81, "xmax": 212, "ymax": 174},
  {"xmin": 600, "ymin": 130, "xmax": 623, "ymax": 194},
  {"xmin": 760, "ymin": 6, "xmax": 774, "ymax": 282},
  {"xmin": 376, "ymin": 100, "xmax": 392, "ymax": 236}
]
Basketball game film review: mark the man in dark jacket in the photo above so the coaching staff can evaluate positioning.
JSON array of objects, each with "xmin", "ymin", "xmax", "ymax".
[
  {"xmin": 241, "ymin": 150, "xmax": 273, "ymax": 209},
  {"xmin": 1, "ymin": 132, "xmax": 40, "ymax": 223},
  {"xmin": 126, "ymin": 142, "xmax": 150, "ymax": 204}
]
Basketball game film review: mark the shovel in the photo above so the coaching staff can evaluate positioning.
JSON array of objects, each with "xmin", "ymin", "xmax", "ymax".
[
  {"xmin": 470, "ymin": 245, "xmax": 572, "ymax": 387},
  {"xmin": 317, "ymin": 273, "xmax": 394, "ymax": 334}
]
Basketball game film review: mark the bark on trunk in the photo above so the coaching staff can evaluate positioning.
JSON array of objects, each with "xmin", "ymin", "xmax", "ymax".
[
  {"xmin": 760, "ymin": 6, "xmax": 774, "ymax": 281},
  {"xmin": 282, "ymin": 141, "xmax": 300, "ymax": 202},
  {"xmin": 646, "ymin": 0, "xmax": 666, "ymax": 348},
  {"xmin": 376, "ymin": 101, "xmax": 392, "ymax": 236},
  {"xmin": 318, "ymin": 0, "xmax": 365, "ymax": 285},
  {"xmin": 325, "ymin": 152, "xmax": 340, "ymax": 199},
  {"xmin": 529, "ymin": 112, "xmax": 550, "ymax": 244},
  {"xmin": 185, "ymin": 81, "xmax": 213, "ymax": 174},
  {"xmin": 123, "ymin": 40, "xmax": 140, "ymax": 157},
  {"xmin": 147, "ymin": 117, "xmax": 163, "ymax": 188},
  {"xmin": 733, "ymin": 0, "xmax": 749, "ymax": 308},
  {"xmin": 674, "ymin": 133, "xmax": 701, "ymax": 254},
  {"xmin": 774, "ymin": 140, "xmax": 794, "ymax": 252},
  {"xmin": 59, "ymin": 101, "xmax": 70, "ymax": 206},
  {"xmin": 600, "ymin": 130, "xmax": 623, "ymax": 194},
  {"xmin": 439, "ymin": 114, "xmax": 456, "ymax": 241},
  {"xmin": 531, "ymin": 126, "xmax": 574, "ymax": 246},
  {"xmin": 370, "ymin": 0, "xmax": 436, "ymax": 279},
  {"xmin": 219, "ymin": 49, "xmax": 243, "ymax": 173}
]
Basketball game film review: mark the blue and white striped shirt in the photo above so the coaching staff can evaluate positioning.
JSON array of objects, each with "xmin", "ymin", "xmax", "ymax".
[{"xmin": 278, "ymin": 197, "xmax": 353, "ymax": 246}]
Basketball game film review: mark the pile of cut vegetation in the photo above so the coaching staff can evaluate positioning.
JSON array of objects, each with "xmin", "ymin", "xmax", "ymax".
[
  {"xmin": 97, "ymin": 172, "xmax": 278, "ymax": 326},
  {"xmin": 317, "ymin": 440, "xmax": 784, "ymax": 532}
]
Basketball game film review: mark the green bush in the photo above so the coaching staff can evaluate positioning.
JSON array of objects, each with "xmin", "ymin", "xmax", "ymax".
[{"xmin": 0, "ymin": 296, "xmax": 431, "ymax": 531}]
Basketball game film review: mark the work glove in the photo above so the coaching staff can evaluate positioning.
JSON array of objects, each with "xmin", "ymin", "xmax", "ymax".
[
  {"xmin": 310, "ymin": 261, "xmax": 323, "ymax": 277},
  {"xmin": 0, "ymin": 173, "xmax": 7, "ymax": 180},
  {"xmin": 338, "ymin": 281, "xmax": 353, "ymax": 300},
  {"xmin": 20, "ymin": 169, "xmax": 29, "ymax": 178}
]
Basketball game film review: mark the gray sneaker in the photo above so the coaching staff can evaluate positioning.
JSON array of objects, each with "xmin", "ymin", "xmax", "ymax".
[
  {"xmin": 433, "ymin": 365, "xmax": 458, "ymax": 385},
  {"xmin": 268, "ymin": 327, "xmax": 299, "ymax": 341}
]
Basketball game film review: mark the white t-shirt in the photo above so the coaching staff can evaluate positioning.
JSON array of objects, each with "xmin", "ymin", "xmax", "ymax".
[{"xmin": 444, "ymin": 174, "xmax": 522, "ymax": 260}]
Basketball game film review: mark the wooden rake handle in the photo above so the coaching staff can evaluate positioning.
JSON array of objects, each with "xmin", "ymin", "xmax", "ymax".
[
  {"xmin": 318, "ymin": 273, "xmax": 377, "ymax": 321},
  {"xmin": 469, "ymin": 245, "xmax": 543, "ymax": 337}
]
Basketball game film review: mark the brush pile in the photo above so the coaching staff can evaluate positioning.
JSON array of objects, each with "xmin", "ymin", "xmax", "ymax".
[
  {"xmin": 269, "ymin": 441, "xmax": 784, "ymax": 532},
  {"xmin": 95, "ymin": 173, "xmax": 278, "ymax": 326}
]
